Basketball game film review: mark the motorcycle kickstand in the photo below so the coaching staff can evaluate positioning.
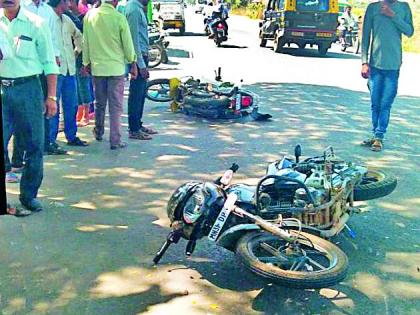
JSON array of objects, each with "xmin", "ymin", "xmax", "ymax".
[{"xmin": 153, "ymin": 230, "xmax": 183, "ymax": 264}]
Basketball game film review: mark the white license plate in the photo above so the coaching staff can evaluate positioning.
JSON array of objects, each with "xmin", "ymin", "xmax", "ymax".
[{"xmin": 208, "ymin": 193, "xmax": 237, "ymax": 242}]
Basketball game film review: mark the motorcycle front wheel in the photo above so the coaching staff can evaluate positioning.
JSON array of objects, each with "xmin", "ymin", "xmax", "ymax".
[
  {"xmin": 148, "ymin": 44, "xmax": 163, "ymax": 68},
  {"xmin": 146, "ymin": 79, "xmax": 171, "ymax": 102},
  {"xmin": 236, "ymin": 231, "xmax": 348, "ymax": 289}
]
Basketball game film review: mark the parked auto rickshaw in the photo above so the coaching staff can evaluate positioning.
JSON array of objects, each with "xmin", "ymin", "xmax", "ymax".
[{"xmin": 259, "ymin": 0, "xmax": 339, "ymax": 56}]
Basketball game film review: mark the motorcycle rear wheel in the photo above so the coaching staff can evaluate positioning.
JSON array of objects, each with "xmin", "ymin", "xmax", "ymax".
[
  {"xmin": 353, "ymin": 169, "xmax": 397, "ymax": 201},
  {"xmin": 236, "ymin": 231, "xmax": 348, "ymax": 289}
]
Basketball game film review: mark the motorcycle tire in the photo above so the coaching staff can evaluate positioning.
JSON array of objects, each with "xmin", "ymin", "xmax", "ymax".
[
  {"xmin": 236, "ymin": 231, "xmax": 348, "ymax": 289},
  {"xmin": 148, "ymin": 44, "xmax": 163, "ymax": 68},
  {"xmin": 183, "ymin": 95, "xmax": 230, "ymax": 119},
  {"xmin": 146, "ymin": 79, "xmax": 171, "ymax": 102},
  {"xmin": 353, "ymin": 169, "xmax": 397, "ymax": 201}
]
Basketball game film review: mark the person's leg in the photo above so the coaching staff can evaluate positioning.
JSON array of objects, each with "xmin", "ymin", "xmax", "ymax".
[
  {"xmin": 92, "ymin": 76, "xmax": 107, "ymax": 139},
  {"xmin": 367, "ymin": 67, "xmax": 384, "ymax": 138},
  {"xmin": 138, "ymin": 57, "xmax": 149, "ymax": 129},
  {"xmin": 2, "ymin": 88, "xmax": 15, "ymax": 174},
  {"xmin": 127, "ymin": 70, "xmax": 142, "ymax": 133},
  {"xmin": 61, "ymin": 75, "xmax": 78, "ymax": 142},
  {"xmin": 375, "ymin": 69, "xmax": 399, "ymax": 140},
  {"xmin": 49, "ymin": 75, "xmax": 63, "ymax": 144},
  {"xmin": 107, "ymin": 76, "xmax": 125, "ymax": 147},
  {"xmin": 11, "ymin": 131, "xmax": 25, "ymax": 169},
  {"xmin": 14, "ymin": 79, "xmax": 44, "ymax": 203}
]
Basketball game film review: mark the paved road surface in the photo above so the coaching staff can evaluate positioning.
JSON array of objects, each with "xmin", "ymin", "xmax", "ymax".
[{"xmin": 0, "ymin": 7, "xmax": 419, "ymax": 315}]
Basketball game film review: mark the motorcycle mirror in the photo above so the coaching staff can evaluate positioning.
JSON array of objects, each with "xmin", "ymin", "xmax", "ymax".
[
  {"xmin": 215, "ymin": 67, "xmax": 222, "ymax": 81},
  {"xmin": 294, "ymin": 144, "xmax": 302, "ymax": 163}
]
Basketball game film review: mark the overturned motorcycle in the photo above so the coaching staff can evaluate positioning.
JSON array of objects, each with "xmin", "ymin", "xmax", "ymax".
[
  {"xmin": 153, "ymin": 145, "xmax": 397, "ymax": 288},
  {"xmin": 146, "ymin": 68, "xmax": 272, "ymax": 121}
]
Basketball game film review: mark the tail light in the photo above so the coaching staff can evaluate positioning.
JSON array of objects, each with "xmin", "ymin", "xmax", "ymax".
[
  {"xmin": 230, "ymin": 95, "xmax": 253, "ymax": 108},
  {"xmin": 217, "ymin": 23, "xmax": 224, "ymax": 30}
]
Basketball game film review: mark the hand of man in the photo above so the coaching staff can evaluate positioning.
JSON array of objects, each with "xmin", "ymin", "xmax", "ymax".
[
  {"xmin": 361, "ymin": 63, "xmax": 370, "ymax": 79},
  {"xmin": 129, "ymin": 63, "xmax": 138, "ymax": 80},
  {"xmin": 56, "ymin": 57, "xmax": 61, "ymax": 67},
  {"xmin": 139, "ymin": 67, "xmax": 150, "ymax": 80},
  {"xmin": 0, "ymin": 50, "xmax": 3, "ymax": 61},
  {"xmin": 380, "ymin": 2, "xmax": 395, "ymax": 17},
  {"xmin": 80, "ymin": 65, "xmax": 91, "ymax": 76},
  {"xmin": 44, "ymin": 97, "xmax": 57, "ymax": 118}
]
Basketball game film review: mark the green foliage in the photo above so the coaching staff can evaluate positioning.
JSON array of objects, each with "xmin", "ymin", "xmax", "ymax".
[{"xmin": 231, "ymin": 1, "xmax": 265, "ymax": 20}]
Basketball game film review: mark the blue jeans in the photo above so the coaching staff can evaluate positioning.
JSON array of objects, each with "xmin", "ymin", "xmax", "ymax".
[
  {"xmin": 127, "ymin": 56, "xmax": 149, "ymax": 133},
  {"xmin": 368, "ymin": 67, "xmax": 400, "ymax": 140},
  {"xmin": 2, "ymin": 77, "xmax": 44, "ymax": 201},
  {"xmin": 50, "ymin": 75, "xmax": 78, "ymax": 142}
]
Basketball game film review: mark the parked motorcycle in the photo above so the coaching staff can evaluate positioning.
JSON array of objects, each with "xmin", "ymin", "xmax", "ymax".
[
  {"xmin": 145, "ymin": 68, "xmax": 271, "ymax": 120},
  {"xmin": 340, "ymin": 26, "xmax": 359, "ymax": 53},
  {"xmin": 153, "ymin": 145, "xmax": 397, "ymax": 288},
  {"xmin": 148, "ymin": 24, "xmax": 170, "ymax": 68}
]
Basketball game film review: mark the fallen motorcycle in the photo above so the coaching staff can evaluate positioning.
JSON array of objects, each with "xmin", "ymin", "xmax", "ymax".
[
  {"xmin": 145, "ymin": 68, "xmax": 271, "ymax": 120},
  {"xmin": 153, "ymin": 145, "xmax": 397, "ymax": 288}
]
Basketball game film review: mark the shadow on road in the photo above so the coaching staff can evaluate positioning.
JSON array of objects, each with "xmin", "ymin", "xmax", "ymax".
[
  {"xmin": 167, "ymin": 48, "xmax": 192, "ymax": 58},
  {"xmin": 1, "ymin": 83, "xmax": 419, "ymax": 314},
  {"xmin": 262, "ymin": 45, "xmax": 360, "ymax": 59},
  {"xmin": 218, "ymin": 44, "xmax": 248, "ymax": 49}
]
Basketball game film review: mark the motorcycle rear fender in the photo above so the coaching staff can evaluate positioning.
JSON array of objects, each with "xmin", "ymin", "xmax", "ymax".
[{"xmin": 216, "ymin": 224, "xmax": 260, "ymax": 252}]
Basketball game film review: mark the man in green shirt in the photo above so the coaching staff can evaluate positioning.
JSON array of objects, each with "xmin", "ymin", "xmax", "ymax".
[
  {"xmin": 361, "ymin": 0, "xmax": 414, "ymax": 151},
  {"xmin": 82, "ymin": 0, "xmax": 138, "ymax": 149},
  {"xmin": 0, "ymin": 0, "xmax": 59, "ymax": 215}
]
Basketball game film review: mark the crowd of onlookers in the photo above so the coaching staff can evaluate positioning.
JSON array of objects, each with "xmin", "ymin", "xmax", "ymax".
[{"xmin": 1, "ymin": 0, "xmax": 156, "ymax": 216}]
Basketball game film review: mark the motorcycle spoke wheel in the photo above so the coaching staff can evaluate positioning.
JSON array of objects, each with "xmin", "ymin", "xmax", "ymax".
[
  {"xmin": 146, "ymin": 79, "xmax": 172, "ymax": 102},
  {"xmin": 236, "ymin": 231, "xmax": 348, "ymax": 288}
]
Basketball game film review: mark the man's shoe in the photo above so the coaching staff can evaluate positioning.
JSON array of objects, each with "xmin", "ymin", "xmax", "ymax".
[
  {"xmin": 19, "ymin": 198, "xmax": 43, "ymax": 212},
  {"xmin": 6, "ymin": 172, "xmax": 20, "ymax": 183},
  {"xmin": 68, "ymin": 137, "xmax": 89, "ymax": 146},
  {"xmin": 129, "ymin": 131, "xmax": 152, "ymax": 140},
  {"xmin": 46, "ymin": 144, "xmax": 68, "ymax": 155},
  {"xmin": 92, "ymin": 128, "xmax": 103, "ymax": 141},
  {"xmin": 110, "ymin": 142, "xmax": 127, "ymax": 150},
  {"xmin": 361, "ymin": 137, "xmax": 375, "ymax": 147},
  {"xmin": 140, "ymin": 125, "xmax": 158, "ymax": 135},
  {"xmin": 371, "ymin": 139, "xmax": 383, "ymax": 152}
]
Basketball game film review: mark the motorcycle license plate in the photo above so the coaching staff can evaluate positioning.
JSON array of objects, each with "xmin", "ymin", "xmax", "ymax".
[{"xmin": 208, "ymin": 193, "xmax": 238, "ymax": 242}]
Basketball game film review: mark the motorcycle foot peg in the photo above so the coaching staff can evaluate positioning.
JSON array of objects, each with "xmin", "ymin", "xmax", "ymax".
[{"xmin": 185, "ymin": 240, "xmax": 197, "ymax": 257}]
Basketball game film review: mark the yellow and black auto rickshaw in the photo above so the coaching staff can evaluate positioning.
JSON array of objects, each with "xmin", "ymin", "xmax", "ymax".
[{"xmin": 259, "ymin": 0, "xmax": 339, "ymax": 56}]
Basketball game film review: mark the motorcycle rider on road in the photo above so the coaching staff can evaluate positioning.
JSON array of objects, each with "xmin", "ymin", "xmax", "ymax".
[
  {"xmin": 340, "ymin": 6, "xmax": 358, "ymax": 45},
  {"xmin": 207, "ymin": 0, "xmax": 229, "ymax": 39}
]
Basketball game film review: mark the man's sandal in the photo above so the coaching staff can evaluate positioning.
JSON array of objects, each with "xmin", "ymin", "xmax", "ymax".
[
  {"xmin": 371, "ymin": 139, "xmax": 383, "ymax": 152},
  {"xmin": 6, "ymin": 204, "xmax": 32, "ymax": 217}
]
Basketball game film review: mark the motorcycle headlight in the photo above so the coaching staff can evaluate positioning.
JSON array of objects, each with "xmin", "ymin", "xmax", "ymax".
[{"xmin": 183, "ymin": 189, "xmax": 205, "ymax": 224}]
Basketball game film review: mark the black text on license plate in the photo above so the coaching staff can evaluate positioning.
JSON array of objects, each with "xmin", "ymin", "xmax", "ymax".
[{"xmin": 208, "ymin": 193, "xmax": 237, "ymax": 242}]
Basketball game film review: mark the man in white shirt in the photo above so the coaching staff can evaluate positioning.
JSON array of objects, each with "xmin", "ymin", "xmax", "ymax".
[
  {"xmin": 25, "ymin": 0, "xmax": 67, "ymax": 155},
  {"xmin": 48, "ymin": 0, "xmax": 88, "ymax": 147},
  {"xmin": 0, "ymin": 30, "xmax": 12, "ymax": 60}
]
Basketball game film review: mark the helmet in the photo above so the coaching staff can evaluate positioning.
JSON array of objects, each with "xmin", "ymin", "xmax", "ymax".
[
  {"xmin": 167, "ymin": 182, "xmax": 202, "ymax": 223},
  {"xmin": 167, "ymin": 182, "xmax": 227, "ymax": 240}
]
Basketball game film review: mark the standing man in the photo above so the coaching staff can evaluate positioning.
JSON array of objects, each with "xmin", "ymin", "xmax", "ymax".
[
  {"xmin": 126, "ymin": 0, "xmax": 158, "ymax": 140},
  {"xmin": 25, "ymin": 0, "xmax": 67, "ymax": 155},
  {"xmin": 82, "ymin": 0, "xmax": 138, "ymax": 150},
  {"xmin": 49, "ymin": 0, "xmax": 88, "ymax": 147},
  {"xmin": 361, "ymin": 0, "xmax": 414, "ymax": 152},
  {"xmin": 0, "ymin": 0, "xmax": 59, "ymax": 214}
]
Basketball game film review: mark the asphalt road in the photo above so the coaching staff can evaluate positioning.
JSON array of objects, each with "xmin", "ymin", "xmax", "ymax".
[{"xmin": 0, "ymin": 7, "xmax": 419, "ymax": 315}]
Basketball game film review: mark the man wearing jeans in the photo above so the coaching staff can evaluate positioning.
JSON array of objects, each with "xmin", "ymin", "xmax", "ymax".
[
  {"xmin": 126, "ymin": 0, "xmax": 158, "ymax": 140},
  {"xmin": 49, "ymin": 0, "xmax": 88, "ymax": 147},
  {"xmin": 82, "ymin": 0, "xmax": 138, "ymax": 150},
  {"xmin": 1, "ymin": 0, "xmax": 58, "ymax": 214},
  {"xmin": 361, "ymin": 0, "xmax": 413, "ymax": 151}
]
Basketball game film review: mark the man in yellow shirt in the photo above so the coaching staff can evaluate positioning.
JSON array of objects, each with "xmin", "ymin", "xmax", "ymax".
[
  {"xmin": 0, "ymin": 0, "xmax": 58, "ymax": 215},
  {"xmin": 82, "ymin": 0, "xmax": 138, "ymax": 150}
]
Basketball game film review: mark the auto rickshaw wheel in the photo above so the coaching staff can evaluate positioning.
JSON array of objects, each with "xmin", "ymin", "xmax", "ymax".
[
  {"xmin": 318, "ymin": 44, "xmax": 329, "ymax": 56},
  {"xmin": 274, "ymin": 36, "xmax": 285, "ymax": 53}
]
